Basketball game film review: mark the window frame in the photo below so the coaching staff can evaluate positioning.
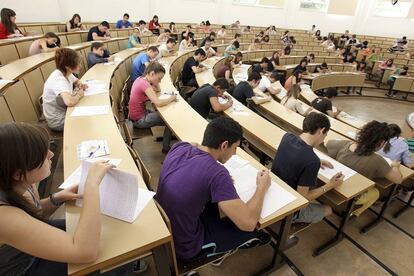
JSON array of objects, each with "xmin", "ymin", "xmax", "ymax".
[
  {"xmin": 298, "ymin": 0, "xmax": 330, "ymax": 13},
  {"xmin": 232, "ymin": 0, "xmax": 285, "ymax": 9},
  {"xmin": 372, "ymin": 0, "xmax": 412, "ymax": 18}
]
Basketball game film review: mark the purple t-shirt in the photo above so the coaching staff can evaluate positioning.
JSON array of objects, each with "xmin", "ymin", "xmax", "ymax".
[{"xmin": 156, "ymin": 142, "xmax": 239, "ymax": 260}]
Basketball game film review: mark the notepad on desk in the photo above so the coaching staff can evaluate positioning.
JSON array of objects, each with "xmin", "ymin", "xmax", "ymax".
[
  {"xmin": 314, "ymin": 151, "xmax": 356, "ymax": 181},
  {"xmin": 77, "ymin": 140, "xmax": 110, "ymax": 160},
  {"xmin": 83, "ymin": 82, "xmax": 108, "ymax": 96},
  {"xmin": 224, "ymin": 156, "xmax": 297, "ymax": 219},
  {"xmin": 76, "ymin": 161, "xmax": 155, "ymax": 223},
  {"xmin": 70, "ymin": 105, "xmax": 110, "ymax": 117}
]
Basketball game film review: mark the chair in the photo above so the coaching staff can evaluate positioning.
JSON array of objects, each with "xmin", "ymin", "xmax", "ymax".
[
  {"xmin": 174, "ymin": 72, "xmax": 197, "ymax": 101},
  {"xmin": 126, "ymin": 144, "xmax": 152, "ymax": 190}
]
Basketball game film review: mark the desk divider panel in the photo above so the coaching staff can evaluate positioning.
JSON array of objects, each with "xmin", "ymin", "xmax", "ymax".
[
  {"xmin": 3, "ymin": 81, "xmax": 38, "ymax": 123},
  {"xmin": 0, "ymin": 96, "xmax": 14, "ymax": 123},
  {"xmin": 22, "ymin": 68, "xmax": 46, "ymax": 118}
]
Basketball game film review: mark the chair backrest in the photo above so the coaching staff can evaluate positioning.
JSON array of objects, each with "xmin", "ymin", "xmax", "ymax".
[{"xmin": 125, "ymin": 144, "xmax": 152, "ymax": 190}]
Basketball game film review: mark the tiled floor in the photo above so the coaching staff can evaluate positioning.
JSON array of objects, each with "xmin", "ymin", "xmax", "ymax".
[{"xmin": 49, "ymin": 86, "xmax": 413, "ymax": 275}]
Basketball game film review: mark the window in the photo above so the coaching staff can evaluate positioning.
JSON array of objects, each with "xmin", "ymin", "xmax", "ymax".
[
  {"xmin": 233, "ymin": 0, "xmax": 285, "ymax": 8},
  {"xmin": 373, "ymin": 0, "xmax": 412, "ymax": 17},
  {"xmin": 299, "ymin": 0, "xmax": 330, "ymax": 12}
]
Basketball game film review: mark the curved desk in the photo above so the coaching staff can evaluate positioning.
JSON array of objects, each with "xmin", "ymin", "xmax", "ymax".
[{"xmin": 304, "ymin": 72, "xmax": 366, "ymax": 92}]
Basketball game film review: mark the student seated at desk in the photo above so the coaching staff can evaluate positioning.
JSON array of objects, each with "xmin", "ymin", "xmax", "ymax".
[
  {"xmin": 190, "ymin": 78, "xmax": 233, "ymax": 119},
  {"xmin": 128, "ymin": 28, "xmax": 145, "ymax": 49},
  {"xmin": 284, "ymin": 70, "xmax": 302, "ymax": 91},
  {"xmin": 0, "ymin": 123, "xmax": 123, "ymax": 275},
  {"xmin": 128, "ymin": 62, "xmax": 175, "ymax": 153},
  {"xmin": 168, "ymin": 22, "xmax": 177, "ymax": 34},
  {"xmin": 257, "ymin": 72, "xmax": 282, "ymax": 95},
  {"xmin": 309, "ymin": 25, "xmax": 316, "ymax": 35},
  {"xmin": 136, "ymin": 20, "xmax": 152, "ymax": 35},
  {"xmin": 268, "ymin": 51, "xmax": 281, "ymax": 72},
  {"xmin": 179, "ymin": 34, "xmax": 195, "ymax": 52},
  {"xmin": 181, "ymin": 25, "xmax": 194, "ymax": 40},
  {"xmin": 265, "ymin": 25, "xmax": 277, "ymax": 36},
  {"xmin": 314, "ymin": 62, "xmax": 329, "ymax": 73},
  {"xmin": 271, "ymin": 113, "xmax": 344, "ymax": 224},
  {"xmin": 87, "ymin": 21, "xmax": 111, "ymax": 41},
  {"xmin": 156, "ymin": 38, "xmax": 176, "ymax": 59},
  {"xmin": 261, "ymin": 35, "xmax": 270, "ymax": 44},
  {"xmin": 116, "ymin": 13, "xmax": 133, "ymax": 29},
  {"xmin": 65, "ymin": 13, "xmax": 85, "ymax": 32},
  {"xmin": 342, "ymin": 52, "xmax": 356, "ymax": 64},
  {"xmin": 28, "ymin": 32, "xmax": 60, "ymax": 56},
  {"xmin": 281, "ymin": 84, "xmax": 313, "ymax": 116},
  {"xmin": 406, "ymin": 49, "xmax": 414, "ymax": 60},
  {"xmin": 201, "ymin": 39, "xmax": 217, "ymax": 58},
  {"xmin": 157, "ymin": 117, "xmax": 271, "ymax": 263},
  {"xmin": 200, "ymin": 32, "xmax": 216, "ymax": 47},
  {"xmin": 216, "ymin": 56, "xmax": 233, "ymax": 82},
  {"xmin": 232, "ymin": 72, "xmax": 270, "ymax": 105},
  {"xmin": 378, "ymin": 124, "xmax": 413, "ymax": 169},
  {"xmin": 345, "ymin": 34, "xmax": 359, "ymax": 47},
  {"xmin": 231, "ymin": 20, "xmax": 241, "ymax": 29},
  {"xmin": 386, "ymin": 65, "xmax": 409, "ymax": 97},
  {"xmin": 390, "ymin": 36, "xmax": 408, "ymax": 53},
  {"xmin": 181, "ymin": 48, "xmax": 208, "ymax": 88},
  {"xmin": 43, "ymin": 48, "xmax": 86, "ymax": 132},
  {"xmin": 242, "ymin": 26, "xmax": 252, "ymax": 34},
  {"xmin": 248, "ymin": 39, "xmax": 260, "ymax": 52},
  {"xmin": 293, "ymin": 59, "xmax": 309, "ymax": 75},
  {"xmin": 376, "ymin": 58, "xmax": 395, "ymax": 87},
  {"xmin": 217, "ymin": 25, "xmax": 227, "ymax": 39},
  {"xmin": 252, "ymin": 57, "xmax": 269, "ymax": 75},
  {"xmin": 224, "ymin": 41, "xmax": 240, "ymax": 58},
  {"xmin": 356, "ymin": 61, "xmax": 367, "ymax": 73},
  {"xmin": 203, "ymin": 21, "xmax": 212, "ymax": 34},
  {"xmin": 0, "ymin": 8, "xmax": 24, "ymax": 39},
  {"xmin": 157, "ymin": 29, "xmax": 172, "ymax": 43},
  {"xmin": 326, "ymin": 121, "xmax": 403, "ymax": 217},
  {"xmin": 149, "ymin": 15, "xmax": 162, "ymax": 35},
  {"xmin": 87, "ymin": 42, "xmax": 114, "ymax": 68},
  {"xmin": 311, "ymin": 88, "xmax": 341, "ymax": 118},
  {"xmin": 313, "ymin": 30, "xmax": 321, "ymax": 39},
  {"xmin": 131, "ymin": 46, "xmax": 159, "ymax": 82}
]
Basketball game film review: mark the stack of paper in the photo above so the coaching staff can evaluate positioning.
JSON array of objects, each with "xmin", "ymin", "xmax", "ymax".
[
  {"xmin": 223, "ymin": 156, "xmax": 297, "ymax": 219},
  {"xmin": 70, "ymin": 105, "xmax": 110, "ymax": 117},
  {"xmin": 83, "ymin": 80, "xmax": 108, "ymax": 96},
  {"xmin": 77, "ymin": 140, "xmax": 110, "ymax": 160},
  {"xmin": 314, "ymin": 151, "xmax": 356, "ymax": 181},
  {"xmin": 76, "ymin": 161, "xmax": 155, "ymax": 223}
]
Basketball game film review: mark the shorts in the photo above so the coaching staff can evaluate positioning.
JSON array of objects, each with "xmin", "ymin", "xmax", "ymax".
[{"xmin": 293, "ymin": 202, "xmax": 326, "ymax": 224}]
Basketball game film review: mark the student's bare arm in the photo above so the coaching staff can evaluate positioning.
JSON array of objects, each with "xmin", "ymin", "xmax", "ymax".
[
  {"xmin": 145, "ymin": 87, "xmax": 176, "ymax": 107},
  {"xmin": 297, "ymin": 172, "xmax": 343, "ymax": 201},
  {"xmin": 60, "ymin": 91, "xmax": 83, "ymax": 107},
  {"xmin": 210, "ymin": 97, "xmax": 232, "ymax": 112},
  {"xmin": 191, "ymin": 65, "xmax": 206, "ymax": 73},
  {"xmin": 92, "ymin": 33, "xmax": 108, "ymax": 41},
  {"xmin": 385, "ymin": 163, "xmax": 403, "ymax": 184}
]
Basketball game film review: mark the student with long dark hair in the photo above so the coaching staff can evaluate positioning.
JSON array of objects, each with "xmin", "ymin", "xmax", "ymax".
[
  {"xmin": 66, "ymin": 13, "xmax": 85, "ymax": 32},
  {"xmin": 28, "ymin": 32, "xmax": 61, "ymax": 56},
  {"xmin": 149, "ymin": 15, "xmax": 162, "ymax": 35},
  {"xmin": 0, "ymin": 123, "xmax": 115, "ymax": 275},
  {"xmin": 0, "ymin": 8, "xmax": 24, "ymax": 39},
  {"xmin": 378, "ymin": 124, "xmax": 413, "ymax": 168}
]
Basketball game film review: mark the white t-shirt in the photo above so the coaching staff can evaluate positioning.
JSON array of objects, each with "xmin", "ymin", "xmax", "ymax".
[
  {"xmin": 201, "ymin": 46, "xmax": 216, "ymax": 56},
  {"xmin": 157, "ymin": 43, "xmax": 170, "ymax": 59},
  {"xmin": 179, "ymin": 40, "xmax": 189, "ymax": 52},
  {"xmin": 281, "ymin": 97, "xmax": 306, "ymax": 115},
  {"xmin": 258, "ymin": 76, "xmax": 271, "ymax": 92},
  {"xmin": 217, "ymin": 30, "xmax": 226, "ymax": 38},
  {"xmin": 43, "ymin": 69, "xmax": 77, "ymax": 130}
]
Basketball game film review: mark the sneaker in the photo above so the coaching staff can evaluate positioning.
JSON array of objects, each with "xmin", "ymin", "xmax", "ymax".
[
  {"xmin": 133, "ymin": 260, "xmax": 149, "ymax": 274},
  {"xmin": 161, "ymin": 146, "xmax": 171, "ymax": 154},
  {"xmin": 186, "ymin": 271, "xmax": 199, "ymax": 276},
  {"xmin": 239, "ymin": 230, "xmax": 271, "ymax": 249},
  {"xmin": 210, "ymin": 249, "xmax": 238, "ymax": 267}
]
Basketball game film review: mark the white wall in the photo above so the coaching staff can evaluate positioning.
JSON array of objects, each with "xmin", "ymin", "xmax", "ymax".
[{"xmin": 4, "ymin": 0, "xmax": 414, "ymax": 38}]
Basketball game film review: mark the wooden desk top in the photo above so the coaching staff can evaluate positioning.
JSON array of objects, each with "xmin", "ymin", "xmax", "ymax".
[
  {"xmin": 158, "ymin": 52, "xmax": 308, "ymax": 228},
  {"xmin": 64, "ymin": 48, "xmax": 171, "ymax": 275}
]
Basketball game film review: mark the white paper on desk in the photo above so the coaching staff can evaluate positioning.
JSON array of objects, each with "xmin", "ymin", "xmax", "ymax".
[
  {"xmin": 234, "ymin": 73, "xmax": 248, "ymax": 82},
  {"xmin": 59, "ymin": 158, "xmax": 122, "ymax": 189},
  {"xmin": 159, "ymin": 94, "xmax": 173, "ymax": 100},
  {"xmin": 314, "ymin": 151, "xmax": 356, "ymax": 181},
  {"xmin": 0, "ymin": 79, "xmax": 14, "ymax": 85},
  {"xmin": 224, "ymin": 162, "xmax": 296, "ymax": 219},
  {"xmin": 84, "ymin": 83, "xmax": 108, "ymax": 96},
  {"xmin": 104, "ymin": 57, "xmax": 123, "ymax": 65},
  {"xmin": 76, "ymin": 161, "xmax": 155, "ymax": 223},
  {"xmin": 218, "ymin": 97, "xmax": 229, "ymax": 104},
  {"xmin": 70, "ymin": 105, "xmax": 110, "ymax": 117},
  {"xmin": 77, "ymin": 140, "xmax": 110, "ymax": 160},
  {"xmin": 346, "ymin": 131, "xmax": 357, "ymax": 139}
]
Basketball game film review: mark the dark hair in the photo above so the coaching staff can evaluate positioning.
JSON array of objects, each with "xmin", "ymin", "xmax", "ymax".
[
  {"xmin": 283, "ymin": 84, "xmax": 302, "ymax": 101},
  {"xmin": 55, "ymin": 48, "xmax": 80, "ymax": 75},
  {"xmin": 292, "ymin": 69, "xmax": 302, "ymax": 81},
  {"xmin": 233, "ymin": 41, "xmax": 240, "ymax": 48},
  {"xmin": 321, "ymin": 62, "xmax": 328, "ymax": 68},
  {"xmin": 302, "ymin": 112, "xmax": 331, "ymax": 135},
  {"xmin": 355, "ymin": 121, "xmax": 390, "ymax": 156},
  {"xmin": 1, "ymin": 8, "xmax": 17, "ymax": 34},
  {"xmin": 254, "ymin": 38, "xmax": 260, "ymax": 43},
  {"xmin": 269, "ymin": 72, "xmax": 279, "ymax": 80},
  {"xmin": 153, "ymin": 15, "xmax": 159, "ymax": 20},
  {"xmin": 202, "ymin": 117, "xmax": 243, "ymax": 149},
  {"xmin": 148, "ymin": 46, "xmax": 159, "ymax": 53},
  {"xmin": 383, "ymin": 124, "xmax": 401, "ymax": 153},
  {"xmin": 403, "ymin": 65, "xmax": 409, "ymax": 71},
  {"xmin": 248, "ymin": 72, "xmax": 262, "ymax": 82},
  {"xmin": 195, "ymin": 48, "xmax": 207, "ymax": 57},
  {"xmin": 91, "ymin": 41, "xmax": 104, "ymax": 51},
  {"xmin": 69, "ymin": 13, "xmax": 81, "ymax": 29},
  {"xmin": 164, "ymin": 29, "xmax": 171, "ymax": 34},
  {"xmin": 261, "ymin": 57, "xmax": 270, "ymax": 64},
  {"xmin": 234, "ymin": 33, "xmax": 241, "ymax": 39},
  {"xmin": 206, "ymin": 20, "xmax": 211, "ymax": 26},
  {"xmin": 204, "ymin": 38, "xmax": 212, "ymax": 44},
  {"xmin": 139, "ymin": 20, "xmax": 146, "ymax": 25},
  {"xmin": 235, "ymin": 52, "xmax": 243, "ymax": 63},
  {"xmin": 169, "ymin": 22, "xmax": 175, "ymax": 29},
  {"xmin": 144, "ymin": 61, "xmax": 166, "ymax": 75},
  {"xmin": 123, "ymin": 13, "xmax": 129, "ymax": 18},
  {"xmin": 166, "ymin": 38, "xmax": 176, "ymax": 44},
  {"xmin": 221, "ymin": 25, "xmax": 226, "ymax": 29},
  {"xmin": 213, "ymin": 78, "xmax": 230, "ymax": 90},
  {"xmin": 325, "ymin": 88, "xmax": 338, "ymax": 98},
  {"xmin": 0, "ymin": 123, "xmax": 50, "ymax": 219},
  {"xmin": 209, "ymin": 31, "xmax": 216, "ymax": 37},
  {"xmin": 100, "ymin": 21, "xmax": 110, "ymax": 28},
  {"xmin": 44, "ymin": 32, "xmax": 61, "ymax": 47}
]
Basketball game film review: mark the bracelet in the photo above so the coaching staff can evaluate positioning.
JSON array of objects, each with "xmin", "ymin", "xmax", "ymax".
[{"xmin": 49, "ymin": 193, "xmax": 64, "ymax": 206}]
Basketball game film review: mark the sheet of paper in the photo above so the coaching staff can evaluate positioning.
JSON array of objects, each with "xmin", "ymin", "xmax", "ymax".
[
  {"xmin": 59, "ymin": 158, "xmax": 122, "ymax": 189},
  {"xmin": 70, "ymin": 105, "xmax": 110, "ymax": 117},
  {"xmin": 218, "ymin": 97, "xmax": 229, "ymax": 104},
  {"xmin": 0, "ymin": 79, "xmax": 14, "ymax": 86},
  {"xmin": 84, "ymin": 83, "xmax": 108, "ymax": 96},
  {"xmin": 77, "ymin": 140, "xmax": 110, "ymax": 160},
  {"xmin": 76, "ymin": 161, "xmax": 154, "ymax": 223},
  {"xmin": 223, "ymin": 155, "xmax": 250, "ymax": 170},
  {"xmin": 224, "ymin": 163, "xmax": 296, "ymax": 219},
  {"xmin": 314, "ymin": 151, "xmax": 356, "ymax": 181},
  {"xmin": 346, "ymin": 131, "xmax": 357, "ymax": 139}
]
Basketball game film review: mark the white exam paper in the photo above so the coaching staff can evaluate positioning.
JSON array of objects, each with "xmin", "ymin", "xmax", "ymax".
[
  {"xmin": 314, "ymin": 151, "xmax": 356, "ymax": 181},
  {"xmin": 71, "ymin": 105, "xmax": 110, "ymax": 117}
]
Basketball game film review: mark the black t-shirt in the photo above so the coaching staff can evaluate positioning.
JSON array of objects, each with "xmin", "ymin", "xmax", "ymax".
[
  {"xmin": 271, "ymin": 133, "xmax": 320, "ymax": 190},
  {"xmin": 252, "ymin": 64, "xmax": 262, "ymax": 74},
  {"xmin": 189, "ymin": 84, "xmax": 218, "ymax": 118},
  {"xmin": 232, "ymin": 81, "xmax": 254, "ymax": 106},
  {"xmin": 182, "ymin": 56, "xmax": 198, "ymax": 85},
  {"xmin": 200, "ymin": 36, "xmax": 215, "ymax": 47},
  {"xmin": 87, "ymin": 26, "xmax": 105, "ymax": 41},
  {"xmin": 343, "ymin": 56, "xmax": 355, "ymax": 63},
  {"xmin": 181, "ymin": 31, "xmax": 195, "ymax": 40},
  {"xmin": 311, "ymin": 97, "xmax": 332, "ymax": 114},
  {"xmin": 294, "ymin": 65, "xmax": 307, "ymax": 73}
]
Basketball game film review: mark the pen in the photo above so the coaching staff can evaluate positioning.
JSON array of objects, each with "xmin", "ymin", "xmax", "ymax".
[{"xmin": 88, "ymin": 145, "xmax": 101, "ymax": 158}]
